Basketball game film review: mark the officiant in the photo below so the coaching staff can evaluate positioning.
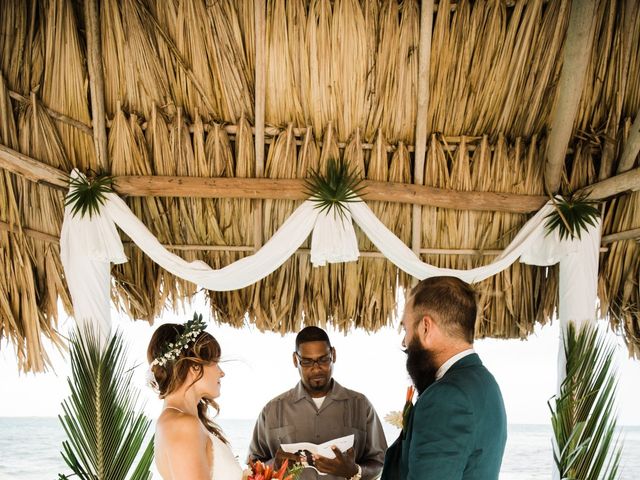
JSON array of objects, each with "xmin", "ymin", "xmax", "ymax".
[{"xmin": 247, "ymin": 326, "xmax": 387, "ymax": 480}]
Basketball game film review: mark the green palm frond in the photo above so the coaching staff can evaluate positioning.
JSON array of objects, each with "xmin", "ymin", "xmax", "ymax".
[
  {"xmin": 304, "ymin": 158, "xmax": 365, "ymax": 220},
  {"xmin": 544, "ymin": 193, "xmax": 600, "ymax": 241},
  {"xmin": 58, "ymin": 327, "xmax": 154, "ymax": 480},
  {"xmin": 65, "ymin": 170, "xmax": 116, "ymax": 219},
  {"xmin": 548, "ymin": 322, "xmax": 622, "ymax": 480}
]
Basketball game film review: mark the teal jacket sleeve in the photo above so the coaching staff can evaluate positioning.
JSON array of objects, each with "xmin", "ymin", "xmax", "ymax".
[{"xmin": 407, "ymin": 382, "xmax": 474, "ymax": 480}]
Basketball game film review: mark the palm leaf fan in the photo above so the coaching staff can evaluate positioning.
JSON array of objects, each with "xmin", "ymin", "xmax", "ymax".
[
  {"xmin": 58, "ymin": 327, "xmax": 154, "ymax": 480},
  {"xmin": 304, "ymin": 157, "xmax": 366, "ymax": 220},
  {"xmin": 548, "ymin": 322, "xmax": 622, "ymax": 480},
  {"xmin": 65, "ymin": 170, "xmax": 116, "ymax": 219},
  {"xmin": 545, "ymin": 192, "xmax": 600, "ymax": 241}
]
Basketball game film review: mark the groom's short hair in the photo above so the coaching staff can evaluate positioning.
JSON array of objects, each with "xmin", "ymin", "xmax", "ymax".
[
  {"xmin": 295, "ymin": 326, "xmax": 332, "ymax": 351},
  {"xmin": 409, "ymin": 276, "xmax": 477, "ymax": 344}
]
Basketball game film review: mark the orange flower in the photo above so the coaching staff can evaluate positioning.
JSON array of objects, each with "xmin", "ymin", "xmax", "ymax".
[
  {"xmin": 248, "ymin": 459, "xmax": 293, "ymax": 480},
  {"xmin": 406, "ymin": 385, "xmax": 415, "ymax": 403}
]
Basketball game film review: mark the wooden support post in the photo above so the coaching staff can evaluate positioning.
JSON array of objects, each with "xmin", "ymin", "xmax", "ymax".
[
  {"xmin": 83, "ymin": 0, "xmax": 109, "ymax": 170},
  {"xmin": 411, "ymin": 0, "xmax": 434, "ymax": 274},
  {"xmin": 601, "ymin": 228, "xmax": 640, "ymax": 244},
  {"xmin": 580, "ymin": 167, "xmax": 640, "ymax": 199},
  {"xmin": 0, "ymin": 144, "xmax": 68, "ymax": 189},
  {"xmin": 253, "ymin": 0, "xmax": 266, "ymax": 250},
  {"xmin": 618, "ymin": 110, "xmax": 640, "ymax": 174},
  {"xmin": 8, "ymin": 90, "xmax": 93, "ymax": 136},
  {"xmin": 544, "ymin": 0, "xmax": 596, "ymax": 194}
]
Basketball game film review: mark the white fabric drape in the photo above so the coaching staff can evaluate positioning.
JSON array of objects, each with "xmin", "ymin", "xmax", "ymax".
[
  {"xmin": 310, "ymin": 208, "xmax": 359, "ymax": 266},
  {"xmin": 60, "ymin": 171, "xmax": 600, "ymax": 344},
  {"xmin": 59, "ymin": 196, "xmax": 127, "ymax": 347},
  {"xmin": 349, "ymin": 201, "xmax": 585, "ymax": 282},
  {"xmin": 108, "ymin": 193, "xmax": 320, "ymax": 290}
]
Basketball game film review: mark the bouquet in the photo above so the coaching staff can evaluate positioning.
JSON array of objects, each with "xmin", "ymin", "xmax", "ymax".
[{"xmin": 246, "ymin": 459, "xmax": 303, "ymax": 480}]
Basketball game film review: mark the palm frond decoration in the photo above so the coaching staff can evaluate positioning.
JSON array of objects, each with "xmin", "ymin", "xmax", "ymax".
[
  {"xmin": 544, "ymin": 192, "xmax": 600, "ymax": 241},
  {"xmin": 548, "ymin": 322, "xmax": 622, "ymax": 480},
  {"xmin": 65, "ymin": 170, "xmax": 116, "ymax": 218},
  {"xmin": 304, "ymin": 157, "xmax": 365, "ymax": 220},
  {"xmin": 58, "ymin": 327, "xmax": 154, "ymax": 480}
]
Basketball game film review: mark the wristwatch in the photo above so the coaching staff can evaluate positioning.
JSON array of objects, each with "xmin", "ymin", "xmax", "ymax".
[{"xmin": 348, "ymin": 464, "xmax": 362, "ymax": 480}]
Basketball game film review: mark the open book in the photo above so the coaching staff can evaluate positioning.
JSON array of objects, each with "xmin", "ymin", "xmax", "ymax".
[{"xmin": 280, "ymin": 434, "xmax": 355, "ymax": 475}]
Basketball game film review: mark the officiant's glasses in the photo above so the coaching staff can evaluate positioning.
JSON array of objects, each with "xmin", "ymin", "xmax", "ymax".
[{"xmin": 295, "ymin": 352, "xmax": 332, "ymax": 368}]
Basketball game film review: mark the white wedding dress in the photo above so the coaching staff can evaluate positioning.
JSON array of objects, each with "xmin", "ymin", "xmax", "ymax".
[{"xmin": 210, "ymin": 432, "xmax": 243, "ymax": 480}]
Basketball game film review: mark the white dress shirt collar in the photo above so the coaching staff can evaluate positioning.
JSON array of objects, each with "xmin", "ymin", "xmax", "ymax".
[{"xmin": 435, "ymin": 348, "xmax": 475, "ymax": 381}]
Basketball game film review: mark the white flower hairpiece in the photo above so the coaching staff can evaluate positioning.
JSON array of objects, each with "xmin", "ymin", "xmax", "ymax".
[{"xmin": 150, "ymin": 313, "xmax": 207, "ymax": 368}]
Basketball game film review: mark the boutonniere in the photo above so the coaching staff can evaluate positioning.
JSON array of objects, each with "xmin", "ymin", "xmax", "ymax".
[
  {"xmin": 384, "ymin": 386, "xmax": 415, "ymax": 434},
  {"xmin": 401, "ymin": 385, "xmax": 415, "ymax": 432}
]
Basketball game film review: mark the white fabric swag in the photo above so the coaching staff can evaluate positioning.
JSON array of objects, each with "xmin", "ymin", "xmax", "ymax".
[{"xmin": 60, "ymin": 170, "xmax": 600, "ymax": 345}]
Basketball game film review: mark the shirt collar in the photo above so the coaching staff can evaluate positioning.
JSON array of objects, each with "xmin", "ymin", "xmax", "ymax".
[
  {"xmin": 435, "ymin": 348, "xmax": 475, "ymax": 381},
  {"xmin": 292, "ymin": 379, "xmax": 350, "ymax": 402}
]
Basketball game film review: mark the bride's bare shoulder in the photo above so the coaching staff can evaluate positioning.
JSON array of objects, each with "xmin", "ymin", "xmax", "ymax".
[
  {"xmin": 155, "ymin": 410, "xmax": 213, "ymax": 479},
  {"xmin": 156, "ymin": 410, "xmax": 206, "ymax": 444}
]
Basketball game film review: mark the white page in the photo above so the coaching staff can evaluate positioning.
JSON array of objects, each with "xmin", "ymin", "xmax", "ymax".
[{"xmin": 280, "ymin": 434, "xmax": 354, "ymax": 458}]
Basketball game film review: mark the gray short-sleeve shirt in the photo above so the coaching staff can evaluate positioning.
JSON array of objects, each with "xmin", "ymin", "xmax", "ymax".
[{"xmin": 248, "ymin": 380, "xmax": 387, "ymax": 480}]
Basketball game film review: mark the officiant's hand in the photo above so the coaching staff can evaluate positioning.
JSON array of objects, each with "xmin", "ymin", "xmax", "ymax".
[
  {"xmin": 274, "ymin": 448, "xmax": 302, "ymax": 470},
  {"xmin": 313, "ymin": 446, "xmax": 358, "ymax": 478}
]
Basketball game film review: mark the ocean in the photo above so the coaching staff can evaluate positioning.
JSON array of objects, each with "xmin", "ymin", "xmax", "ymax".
[{"xmin": 0, "ymin": 418, "xmax": 638, "ymax": 479}]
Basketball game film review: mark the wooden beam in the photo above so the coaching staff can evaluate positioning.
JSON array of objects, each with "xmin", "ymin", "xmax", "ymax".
[
  {"xmin": 83, "ymin": 0, "xmax": 108, "ymax": 170},
  {"xmin": 412, "ymin": 0, "xmax": 434, "ymax": 261},
  {"xmin": 8, "ymin": 90, "xmax": 93, "ymax": 136},
  {"xmin": 544, "ymin": 0, "xmax": 596, "ymax": 193},
  {"xmin": 580, "ymin": 166, "xmax": 640, "ymax": 199},
  {"xmin": 0, "ymin": 221, "xmax": 59, "ymax": 244},
  {"xmin": 618, "ymin": 110, "xmax": 640, "ymax": 173},
  {"xmin": 0, "ymin": 143, "xmax": 548, "ymax": 212},
  {"xmin": 4, "ymin": 142, "xmax": 639, "ymax": 212},
  {"xmin": 113, "ymin": 175, "xmax": 548, "ymax": 213},
  {"xmin": 601, "ymin": 228, "xmax": 640, "ymax": 245},
  {"xmin": 253, "ymin": 0, "xmax": 266, "ymax": 249},
  {"xmin": 0, "ymin": 144, "xmax": 67, "ymax": 190}
]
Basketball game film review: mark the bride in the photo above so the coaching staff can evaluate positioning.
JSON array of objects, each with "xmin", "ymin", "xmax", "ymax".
[{"xmin": 147, "ymin": 315, "xmax": 244, "ymax": 480}]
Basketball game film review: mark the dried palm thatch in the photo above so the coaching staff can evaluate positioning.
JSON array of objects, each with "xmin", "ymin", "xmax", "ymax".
[{"xmin": 0, "ymin": 0, "xmax": 639, "ymax": 371}]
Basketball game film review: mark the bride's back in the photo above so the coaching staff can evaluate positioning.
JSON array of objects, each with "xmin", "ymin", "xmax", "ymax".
[{"xmin": 155, "ymin": 408, "xmax": 213, "ymax": 480}]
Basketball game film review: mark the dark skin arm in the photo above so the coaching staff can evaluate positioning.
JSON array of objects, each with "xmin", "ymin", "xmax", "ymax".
[{"xmin": 313, "ymin": 446, "xmax": 359, "ymax": 478}]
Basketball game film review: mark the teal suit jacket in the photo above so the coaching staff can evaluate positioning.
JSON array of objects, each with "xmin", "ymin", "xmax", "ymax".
[{"xmin": 382, "ymin": 353, "xmax": 507, "ymax": 479}]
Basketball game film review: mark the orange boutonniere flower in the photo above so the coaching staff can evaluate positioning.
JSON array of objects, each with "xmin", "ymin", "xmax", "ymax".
[
  {"xmin": 384, "ymin": 386, "xmax": 416, "ymax": 435},
  {"xmin": 402, "ymin": 385, "xmax": 415, "ymax": 432}
]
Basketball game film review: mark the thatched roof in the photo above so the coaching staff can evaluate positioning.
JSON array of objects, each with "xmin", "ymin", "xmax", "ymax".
[{"xmin": 0, "ymin": 0, "xmax": 638, "ymax": 372}]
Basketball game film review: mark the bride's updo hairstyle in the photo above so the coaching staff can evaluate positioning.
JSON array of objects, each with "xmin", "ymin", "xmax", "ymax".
[{"xmin": 147, "ymin": 321, "xmax": 226, "ymax": 441}]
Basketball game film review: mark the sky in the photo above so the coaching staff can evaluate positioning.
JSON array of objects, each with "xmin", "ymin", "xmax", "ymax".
[{"xmin": 1, "ymin": 301, "xmax": 640, "ymax": 426}]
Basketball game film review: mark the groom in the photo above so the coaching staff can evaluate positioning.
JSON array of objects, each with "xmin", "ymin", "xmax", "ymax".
[{"xmin": 382, "ymin": 276, "xmax": 507, "ymax": 480}]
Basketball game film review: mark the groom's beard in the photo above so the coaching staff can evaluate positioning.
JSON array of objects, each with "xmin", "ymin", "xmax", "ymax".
[{"xmin": 405, "ymin": 335, "xmax": 438, "ymax": 395}]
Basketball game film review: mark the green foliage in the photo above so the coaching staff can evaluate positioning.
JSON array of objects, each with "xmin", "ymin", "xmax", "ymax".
[
  {"xmin": 58, "ymin": 327, "xmax": 154, "ymax": 480},
  {"xmin": 304, "ymin": 158, "xmax": 365, "ymax": 220},
  {"xmin": 545, "ymin": 193, "xmax": 600, "ymax": 241},
  {"xmin": 549, "ymin": 322, "xmax": 622, "ymax": 480},
  {"xmin": 65, "ymin": 171, "xmax": 115, "ymax": 219},
  {"xmin": 286, "ymin": 463, "xmax": 305, "ymax": 479},
  {"xmin": 152, "ymin": 312, "xmax": 206, "ymax": 367}
]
